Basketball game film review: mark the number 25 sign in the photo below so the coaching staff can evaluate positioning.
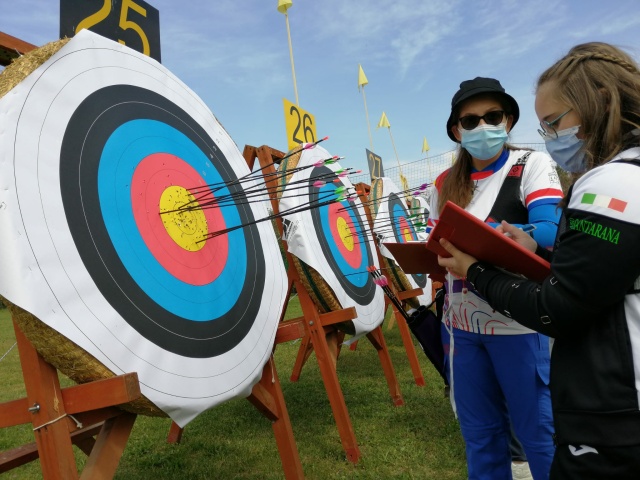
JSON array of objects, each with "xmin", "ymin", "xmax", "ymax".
[
  {"xmin": 60, "ymin": 0, "xmax": 161, "ymax": 62},
  {"xmin": 283, "ymin": 98, "xmax": 317, "ymax": 151}
]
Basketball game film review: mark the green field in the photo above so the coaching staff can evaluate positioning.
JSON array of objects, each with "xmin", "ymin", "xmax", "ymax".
[{"xmin": 0, "ymin": 301, "xmax": 466, "ymax": 479}]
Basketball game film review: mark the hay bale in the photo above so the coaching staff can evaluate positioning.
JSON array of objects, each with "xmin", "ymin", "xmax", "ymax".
[{"xmin": 0, "ymin": 38, "xmax": 165, "ymax": 417}]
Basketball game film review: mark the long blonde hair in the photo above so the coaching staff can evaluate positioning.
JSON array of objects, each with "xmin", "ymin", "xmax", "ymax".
[{"xmin": 537, "ymin": 42, "xmax": 640, "ymax": 173}]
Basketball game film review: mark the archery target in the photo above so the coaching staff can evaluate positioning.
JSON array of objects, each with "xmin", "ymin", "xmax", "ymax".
[
  {"xmin": 279, "ymin": 146, "xmax": 384, "ymax": 338},
  {"xmin": 372, "ymin": 178, "xmax": 432, "ymax": 306},
  {"xmin": 409, "ymin": 196, "xmax": 430, "ymax": 241},
  {"xmin": 0, "ymin": 30, "xmax": 287, "ymax": 426}
]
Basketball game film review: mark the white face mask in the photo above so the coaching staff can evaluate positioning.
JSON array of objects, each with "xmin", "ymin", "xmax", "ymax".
[{"xmin": 460, "ymin": 123, "xmax": 508, "ymax": 160}]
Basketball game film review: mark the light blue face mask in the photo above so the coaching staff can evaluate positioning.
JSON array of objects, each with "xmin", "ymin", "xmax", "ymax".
[
  {"xmin": 460, "ymin": 123, "xmax": 508, "ymax": 160},
  {"xmin": 544, "ymin": 126, "xmax": 587, "ymax": 173}
]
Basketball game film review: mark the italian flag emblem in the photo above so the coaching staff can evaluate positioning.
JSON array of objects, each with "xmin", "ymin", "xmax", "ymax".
[{"xmin": 581, "ymin": 193, "xmax": 627, "ymax": 212}]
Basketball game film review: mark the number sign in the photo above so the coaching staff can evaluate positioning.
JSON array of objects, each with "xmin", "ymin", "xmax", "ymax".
[
  {"xmin": 60, "ymin": 0, "xmax": 161, "ymax": 62},
  {"xmin": 366, "ymin": 148, "xmax": 385, "ymax": 179},
  {"xmin": 283, "ymin": 98, "xmax": 317, "ymax": 151}
]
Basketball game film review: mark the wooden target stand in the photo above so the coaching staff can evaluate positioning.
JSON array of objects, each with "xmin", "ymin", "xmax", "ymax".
[
  {"xmin": 238, "ymin": 144, "xmax": 404, "ymax": 464},
  {"xmin": 165, "ymin": 149, "xmax": 304, "ymax": 480},
  {"xmin": 1, "ymin": 30, "xmax": 303, "ymax": 480},
  {"xmin": 346, "ymin": 183, "xmax": 429, "ymax": 387},
  {"xmin": 0, "ymin": 318, "xmax": 141, "ymax": 478},
  {"xmin": 166, "ymin": 348, "xmax": 304, "ymax": 480},
  {"xmin": 0, "ymin": 31, "xmax": 142, "ymax": 480}
]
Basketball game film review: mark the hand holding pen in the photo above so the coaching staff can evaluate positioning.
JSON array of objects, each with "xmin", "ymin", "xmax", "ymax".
[{"xmin": 495, "ymin": 221, "xmax": 538, "ymax": 253}]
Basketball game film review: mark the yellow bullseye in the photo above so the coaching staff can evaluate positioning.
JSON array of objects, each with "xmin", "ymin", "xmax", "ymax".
[
  {"xmin": 403, "ymin": 227, "xmax": 413, "ymax": 242},
  {"xmin": 337, "ymin": 217, "xmax": 354, "ymax": 251},
  {"xmin": 159, "ymin": 186, "xmax": 207, "ymax": 251}
]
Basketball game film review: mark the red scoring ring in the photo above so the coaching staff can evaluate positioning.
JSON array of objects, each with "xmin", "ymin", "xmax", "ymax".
[
  {"xmin": 397, "ymin": 216, "xmax": 416, "ymax": 242},
  {"xmin": 131, "ymin": 153, "xmax": 228, "ymax": 285},
  {"xmin": 328, "ymin": 202, "xmax": 362, "ymax": 269}
]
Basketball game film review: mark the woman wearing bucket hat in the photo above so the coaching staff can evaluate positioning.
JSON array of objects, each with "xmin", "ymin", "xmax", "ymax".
[
  {"xmin": 438, "ymin": 43, "xmax": 640, "ymax": 479},
  {"xmin": 427, "ymin": 77, "xmax": 563, "ymax": 479}
]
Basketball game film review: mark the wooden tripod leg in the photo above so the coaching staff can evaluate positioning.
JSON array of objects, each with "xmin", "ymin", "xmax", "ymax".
[
  {"xmin": 295, "ymin": 285, "xmax": 361, "ymax": 463},
  {"xmin": 366, "ymin": 326, "xmax": 404, "ymax": 406},
  {"xmin": 80, "ymin": 412, "xmax": 137, "ymax": 480},
  {"xmin": 166, "ymin": 421, "xmax": 183, "ymax": 444},
  {"xmin": 393, "ymin": 309, "xmax": 426, "ymax": 387},
  {"xmin": 290, "ymin": 334, "xmax": 313, "ymax": 382},
  {"xmin": 310, "ymin": 323, "xmax": 361, "ymax": 463},
  {"xmin": 13, "ymin": 320, "xmax": 79, "ymax": 479},
  {"xmin": 248, "ymin": 356, "xmax": 304, "ymax": 480}
]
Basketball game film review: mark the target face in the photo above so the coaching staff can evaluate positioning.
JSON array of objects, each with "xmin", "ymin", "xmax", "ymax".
[
  {"xmin": 279, "ymin": 147, "xmax": 384, "ymax": 336},
  {"xmin": 0, "ymin": 31, "xmax": 287, "ymax": 425},
  {"xmin": 386, "ymin": 193, "xmax": 428, "ymax": 289},
  {"xmin": 61, "ymin": 85, "xmax": 264, "ymax": 357},
  {"xmin": 310, "ymin": 165, "xmax": 376, "ymax": 305},
  {"xmin": 372, "ymin": 178, "xmax": 432, "ymax": 305}
]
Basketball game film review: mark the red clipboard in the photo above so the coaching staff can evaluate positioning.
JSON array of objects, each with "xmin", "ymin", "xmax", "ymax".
[
  {"xmin": 382, "ymin": 241, "xmax": 447, "ymax": 282},
  {"xmin": 425, "ymin": 201, "xmax": 551, "ymax": 282}
]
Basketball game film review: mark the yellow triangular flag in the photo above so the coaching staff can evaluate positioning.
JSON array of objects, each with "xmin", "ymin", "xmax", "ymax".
[
  {"xmin": 277, "ymin": 0, "xmax": 292, "ymax": 14},
  {"xmin": 358, "ymin": 64, "xmax": 368, "ymax": 90},
  {"xmin": 377, "ymin": 111, "xmax": 390, "ymax": 129},
  {"xmin": 422, "ymin": 137, "xmax": 430, "ymax": 153}
]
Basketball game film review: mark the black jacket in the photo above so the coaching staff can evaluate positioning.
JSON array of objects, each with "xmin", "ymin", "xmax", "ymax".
[{"xmin": 466, "ymin": 147, "xmax": 640, "ymax": 447}]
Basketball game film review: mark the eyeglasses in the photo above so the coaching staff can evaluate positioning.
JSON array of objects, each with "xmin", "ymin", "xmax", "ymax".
[
  {"xmin": 458, "ymin": 110, "xmax": 505, "ymax": 130},
  {"xmin": 538, "ymin": 109, "xmax": 572, "ymax": 139}
]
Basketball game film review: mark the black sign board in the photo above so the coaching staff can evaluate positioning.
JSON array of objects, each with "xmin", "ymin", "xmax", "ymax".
[
  {"xmin": 366, "ymin": 148, "xmax": 384, "ymax": 179},
  {"xmin": 60, "ymin": 0, "xmax": 161, "ymax": 62}
]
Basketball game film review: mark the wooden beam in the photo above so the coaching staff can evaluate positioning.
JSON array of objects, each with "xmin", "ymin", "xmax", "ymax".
[
  {"xmin": 0, "ymin": 31, "xmax": 37, "ymax": 66},
  {"xmin": 61, "ymin": 373, "xmax": 141, "ymax": 414},
  {"xmin": 0, "ymin": 398, "xmax": 30, "ymax": 428}
]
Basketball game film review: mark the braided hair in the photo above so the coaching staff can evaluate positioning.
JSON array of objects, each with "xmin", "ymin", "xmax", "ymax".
[{"xmin": 537, "ymin": 42, "xmax": 640, "ymax": 172}]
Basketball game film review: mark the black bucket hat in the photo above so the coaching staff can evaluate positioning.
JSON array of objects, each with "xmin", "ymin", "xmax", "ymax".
[{"xmin": 446, "ymin": 77, "xmax": 519, "ymax": 142}]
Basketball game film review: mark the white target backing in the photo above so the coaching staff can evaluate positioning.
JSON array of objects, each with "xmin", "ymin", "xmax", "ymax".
[
  {"xmin": 0, "ymin": 30, "xmax": 287, "ymax": 426},
  {"xmin": 279, "ymin": 146, "xmax": 384, "ymax": 338},
  {"xmin": 373, "ymin": 177, "xmax": 432, "ymax": 306}
]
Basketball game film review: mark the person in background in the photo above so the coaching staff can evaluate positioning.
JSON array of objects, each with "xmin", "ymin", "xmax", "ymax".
[
  {"xmin": 427, "ymin": 77, "xmax": 562, "ymax": 479},
  {"xmin": 438, "ymin": 43, "xmax": 640, "ymax": 479}
]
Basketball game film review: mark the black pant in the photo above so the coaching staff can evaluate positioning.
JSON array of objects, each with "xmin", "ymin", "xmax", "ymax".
[
  {"xmin": 510, "ymin": 425, "xmax": 527, "ymax": 462},
  {"xmin": 551, "ymin": 443, "xmax": 640, "ymax": 479}
]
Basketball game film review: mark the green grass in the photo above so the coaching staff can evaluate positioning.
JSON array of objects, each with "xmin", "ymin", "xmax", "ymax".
[{"xmin": 0, "ymin": 301, "xmax": 466, "ymax": 479}]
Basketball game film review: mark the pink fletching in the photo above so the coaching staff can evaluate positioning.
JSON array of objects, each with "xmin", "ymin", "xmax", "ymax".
[{"xmin": 313, "ymin": 180, "xmax": 326, "ymax": 188}]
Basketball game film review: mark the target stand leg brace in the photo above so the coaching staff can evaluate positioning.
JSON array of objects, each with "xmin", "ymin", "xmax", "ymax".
[
  {"xmin": 243, "ymin": 144, "xmax": 404, "ymax": 464},
  {"xmin": 0, "ymin": 319, "xmax": 140, "ymax": 479},
  {"xmin": 353, "ymin": 182, "xmax": 428, "ymax": 388},
  {"xmin": 167, "ymin": 351, "xmax": 304, "ymax": 480},
  {"xmin": 165, "ymin": 145, "xmax": 304, "ymax": 480}
]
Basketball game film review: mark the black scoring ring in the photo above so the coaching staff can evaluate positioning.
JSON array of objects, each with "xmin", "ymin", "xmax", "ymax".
[{"xmin": 60, "ymin": 85, "xmax": 265, "ymax": 358}]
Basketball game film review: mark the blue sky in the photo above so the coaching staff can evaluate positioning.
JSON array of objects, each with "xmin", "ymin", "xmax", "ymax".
[{"xmin": 2, "ymin": 0, "xmax": 640, "ymax": 175}]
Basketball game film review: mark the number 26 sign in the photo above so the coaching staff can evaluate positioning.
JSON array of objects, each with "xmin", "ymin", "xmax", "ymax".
[
  {"xmin": 283, "ymin": 98, "xmax": 317, "ymax": 151},
  {"xmin": 60, "ymin": 0, "xmax": 161, "ymax": 62}
]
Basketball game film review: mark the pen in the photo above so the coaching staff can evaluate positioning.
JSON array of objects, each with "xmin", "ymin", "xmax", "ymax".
[{"xmin": 504, "ymin": 224, "xmax": 536, "ymax": 238}]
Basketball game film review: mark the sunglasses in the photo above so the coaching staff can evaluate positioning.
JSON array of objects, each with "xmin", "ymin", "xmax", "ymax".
[{"xmin": 458, "ymin": 110, "xmax": 505, "ymax": 130}]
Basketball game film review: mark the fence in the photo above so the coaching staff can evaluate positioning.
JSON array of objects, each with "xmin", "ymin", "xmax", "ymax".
[{"xmin": 349, "ymin": 143, "xmax": 548, "ymax": 191}]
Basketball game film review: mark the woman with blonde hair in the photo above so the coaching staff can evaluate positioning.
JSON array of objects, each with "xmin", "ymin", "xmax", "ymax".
[
  {"xmin": 439, "ymin": 42, "xmax": 640, "ymax": 478},
  {"xmin": 428, "ymin": 77, "xmax": 562, "ymax": 479}
]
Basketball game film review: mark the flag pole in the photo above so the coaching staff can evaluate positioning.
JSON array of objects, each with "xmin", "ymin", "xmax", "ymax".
[
  {"xmin": 278, "ymin": 0, "xmax": 299, "ymax": 106},
  {"xmin": 422, "ymin": 136, "xmax": 432, "ymax": 183},
  {"xmin": 378, "ymin": 112, "xmax": 409, "ymax": 194},
  {"xmin": 358, "ymin": 64, "xmax": 373, "ymax": 149}
]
